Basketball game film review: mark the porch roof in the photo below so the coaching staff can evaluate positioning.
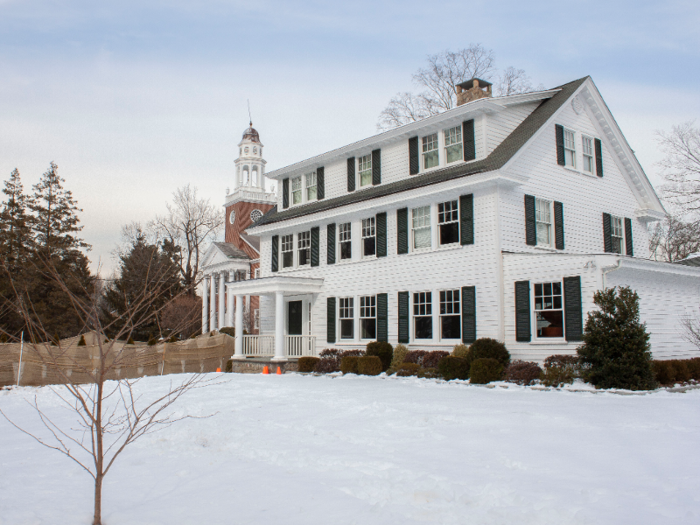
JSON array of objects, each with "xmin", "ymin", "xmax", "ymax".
[{"xmin": 225, "ymin": 275, "xmax": 324, "ymax": 296}]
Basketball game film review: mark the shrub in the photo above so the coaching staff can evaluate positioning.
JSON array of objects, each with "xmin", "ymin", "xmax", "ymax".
[
  {"xmin": 77, "ymin": 335, "xmax": 86, "ymax": 346},
  {"xmin": 357, "ymin": 356, "xmax": 383, "ymax": 376},
  {"xmin": 469, "ymin": 338, "xmax": 510, "ymax": 367},
  {"xmin": 438, "ymin": 356, "xmax": 471, "ymax": 381},
  {"xmin": 652, "ymin": 360, "xmax": 674, "ymax": 384},
  {"xmin": 313, "ymin": 359, "xmax": 338, "ymax": 373},
  {"xmin": 544, "ymin": 354, "xmax": 579, "ymax": 369},
  {"xmin": 469, "ymin": 358, "xmax": 503, "ymax": 384},
  {"xmin": 340, "ymin": 356, "xmax": 361, "ymax": 374},
  {"xmin": 319, "ymin": 348, "xmax": 340, "ymax": 358},
  {"xmin": 147, "ymin": 335, "xmax": 157, "ymax": 346},
  {"xmin": 298, "ymin": 356, "xmax": 320, "ymax": 373},
  {"xmin": 127, "ymin": 336, "xmax": 135, "ymax": 345},
  {"xmin": 225, "ymin": 359, "xmax": 233, "ymax": 373},
  {"xmin": 653, "ymin": 359, "xmax": 700, "ymax": 385},
  {"xmin": 504, "ymin": 360, "xmax": 543, "ymax": 386},
  {"xmin": 577, "ymin": 286, "xmax": 656, "ymax": 390},
  {"xmin": 168, "ymin": 335, "xmax": 178, "ymax": 343},
  {"xmin": 396, "ymin": 363, "xmax": 420, "ymax": 377},
  {"xmin": 672, "ymin": 360, "xmax": 691, "ymax": 383},
  {"xmin": 366, "ymin": 341, "xmax": 393, "ymax": 371},
  {"xmin": 688, "ymin": 358, "xmax": 700, "ymax": 380},
  {"xmin": 423, "ymin": 351, "xmax": 449, "ymax": 369},
  {"xmin": 219, "ymin": 327, "xmax": 236, "ymax": 337},
  {"xmin": 404, "ymin": 350, "xmax": 427, "ymax": 366},
  {"xmin": 452, "ymin": 343, "xmax": 469, "ymax": 359},
  {"xmin": 340, "ymin": 349, "xmax": 365, "ymax": 358},
  {"xmin": 390, "ymin": 344, "xmax": 409, "ymax": 369}
]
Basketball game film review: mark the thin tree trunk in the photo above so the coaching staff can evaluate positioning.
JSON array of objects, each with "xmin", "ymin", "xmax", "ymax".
[{"xmin": 93, "ymin": 361, "xmax": 105, "ymax": 525}]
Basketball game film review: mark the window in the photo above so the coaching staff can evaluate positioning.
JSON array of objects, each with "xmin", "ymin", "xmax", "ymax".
[
  {"xmin": 563, "ymin": 129, "xmax": 576, "ymax": 167},
  {"xmin": 281, "ymin": 234, "xmax": 294, "ymax": 268},
  {"xmin": 611, "ymin": 216, "xmax": 624, "ymax": 254},
  {"xmin": 250, "ymin": 209, "xmax": 263, "ymax": 223},
  {"xmin": 306, "ymin": 171, "xmax": 317, "ymax": 201},
  {"xmin": 535, "ymin": 282, "xmax": 563, "ymax": 338},
  {"xmin": 413, "ymin": 292, "xmax": 432, "ymax": 339},
  {"xmin": 339, "ymin": 222, "xmax": 352, "ymax": 260},
  {"xmin": 339, "ymin": 297, "xmax": 354, "ymax": 339},
  {"xmin": 362, "ymin": 217, "xmax": 376, "ymax": 257},
  {"xmin": 582, "ymin": 136, "xmax": 594, "ymax": 173},
  {"xmin": 535, "ymin": 198, "xmax": 552, "ymax": 246},
  {"xmin": 440, "ymin": 290, "xmax": 461, "ymax": 339},
  {"xmin": 254, "ymin": 268, "xmax": 260, "ymax": 279},
  {"xmin": 422, "ymin": 133, "xmax": 439, "ymax": 169},
  {"xmin": 254, "ymin": 309, "xmax": 260, "ymax": 330},
  {"xmin": 438, "ymin": 200, "xmax": 459, "ymax": 245},
  {"xmin": 412, "ymin": 206, "xmax": 431, "ymax": 250},
  {"xmin": 359, "ymin": 155, "xmax": 372, "ymax": 187},
  {"xmin": 444, "ymin": 126, "xmax": 463, "ymax": 164},
  {"xmin": 291, "ymin": 176, "xmax": 302, "ymax": 205},
  {"xmin": 298, "ymin": 231, "xmax": 311, "ymax": 266},
  {"xmin": 360, "ymin": 296, "xmax": 376, "ymax": 339}
]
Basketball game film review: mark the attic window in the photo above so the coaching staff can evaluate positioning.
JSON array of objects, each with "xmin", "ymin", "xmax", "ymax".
[
  {"xmin": 422, "ymin": 133, "xmax": 439, "ymax": 169},
  {"xmin": 563, "ymin": 129, "xmax": 576, "ymax": 167},
  {"xmin": 358, "ymin": 155, "xmax": 372, "ymax": 187}
]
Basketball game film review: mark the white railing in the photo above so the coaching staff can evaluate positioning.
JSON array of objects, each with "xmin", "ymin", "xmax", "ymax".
[
  {"xmin": 285, "ymin": 335, "xmax": 317, "ymax": 357},
  {"xmin": 242, "ymin": 335, "xmax": 275, "ymax": 356}
]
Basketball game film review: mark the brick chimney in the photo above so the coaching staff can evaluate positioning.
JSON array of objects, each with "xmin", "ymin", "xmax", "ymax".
[{"xmin": 456, "ymin": 78, "xmax": 493, "ymax": 106}]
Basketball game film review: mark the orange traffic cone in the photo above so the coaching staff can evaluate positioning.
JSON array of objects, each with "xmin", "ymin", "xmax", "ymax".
[
  {"xmin": 262, "ymin": 365, "xmax": 270, "ymax": 375},
  {"xmin": 276, "ymin": 366, "xmax": 282, "ymax": 375},
  {"xmin": 216, "ymin": 367, "xmax": 221, "ymax": 373}
]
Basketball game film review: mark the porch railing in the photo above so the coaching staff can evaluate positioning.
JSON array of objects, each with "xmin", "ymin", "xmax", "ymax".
[
  {"xmin": 239, "ymin": 335, "xmax": 317, "ymax": 357},
  {"xmin": 285, "ymin": 335, "xmax": 317, "ymax": 357},
  {"xmin": 242, "ymin": 335, "xmax": 275, "ymax": 356}
]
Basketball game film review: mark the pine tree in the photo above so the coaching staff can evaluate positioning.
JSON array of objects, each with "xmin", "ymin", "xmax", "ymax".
[{"xmin": 577, "ymin": 286, "xmax": 657, "ymax": 390}]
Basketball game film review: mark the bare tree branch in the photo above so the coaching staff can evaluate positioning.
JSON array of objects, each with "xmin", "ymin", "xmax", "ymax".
[
  {"xmin": 658, "ymin": 121, "xmax": 700, "ymax": 214},
  {"xmin": 495, "ymin": 66, "xmax": 534, "ymax": 96}
]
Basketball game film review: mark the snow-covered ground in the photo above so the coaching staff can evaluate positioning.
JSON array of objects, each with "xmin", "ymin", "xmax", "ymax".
[{"xmin": 1, "ymin": 373, "xmax": 699, "ymax": 525}]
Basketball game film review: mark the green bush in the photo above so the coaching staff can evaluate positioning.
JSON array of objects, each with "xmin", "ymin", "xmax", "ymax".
[
  {"xmin": 452, "ymin": 343, "xmax": 469, "ymax": 359},
  {"xmin": 390, "ymin": 344, "xmax": 409, "ymax": 369},
  {"xmin": 469, "ymin": 338, "xmax": 510, "ymax": 367},
  {"xmin": 77, "ymin": 335, "xmax": 86, "ymax": 346},
  {"xmin": 225, "ymin": 359, "xmax": 233, "ymax": 373},
  {"xmin": 504, "ymin": 360, "xmax": 543, "ymax": 386},
  {"xmin": 438, "ymin": 356, "xmax": 471, "ymax": 381},
  {"xmin": 396, "ymin": 362, "xmax": 420, "ymax": 377},
  {"xmin": 298, "ymin": 356, "xmax": 320, "ymax": 373},
  {"xmin": 541, "ymin": 354, "xmax": 580, "ymax": 387},
  {"xmin": 469, "ymin": 358, "xmax": 503, "ymax": 384},
  {"xmin": 147, "ymin": 335, "xmax": 157, "ymax": 346},
  {"xmin": 577, "ymin": 286, "xmax": 656, "ymax": 390},
  {"xmin": 357, "ymin": 356, "xmax": 383, "ymax": 376},
  {"xmin": 340, "ymin": 356, "xmax": 361, "ymax": 374},
  {"xmin": 366, "ymin": 341, "xmax": 393, "ymax": 371},
  {"xmin": 127, "ymin": 336, "xmax": 135, "ymax": 345},
  {"xmin": 168, "ymin": 335, "xmax": 178, "ymax": 343},
  {"xmin": 219, "ymin": 327, "xmax": 236, "ymax": 338}
]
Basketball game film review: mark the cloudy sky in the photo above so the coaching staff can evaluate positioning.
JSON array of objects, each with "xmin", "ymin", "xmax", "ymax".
[{"xmin": 2, "ymin": 0, "xmax": 699, "ymax": 275}]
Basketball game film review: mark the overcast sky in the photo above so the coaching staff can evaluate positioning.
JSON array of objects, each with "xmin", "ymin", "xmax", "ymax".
[{"xmin": 2, "ymin": 0, "xmax": 699, "ymax": 275}]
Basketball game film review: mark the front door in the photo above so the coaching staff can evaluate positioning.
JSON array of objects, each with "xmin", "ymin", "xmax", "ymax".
[{"xmin": 288, "ymin": 300, "xmax": 303, "ymax": 335}]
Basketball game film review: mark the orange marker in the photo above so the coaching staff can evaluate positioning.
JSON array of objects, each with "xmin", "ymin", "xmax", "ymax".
[
  {"xmin": 262, "ymin": 365, "xmax": 269, "ymax": 375},
  {"xmin": 276, "ymin": 366, "xmax": 282, "ymax": 375}
]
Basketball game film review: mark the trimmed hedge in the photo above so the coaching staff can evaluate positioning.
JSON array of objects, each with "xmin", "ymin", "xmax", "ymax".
[
  {"xmin": 469, "ymin": 338, "xmax": 510, "ymax": 367},
  {"xmin": 396, "ymin": 363, "xmax": 420, "ymax": 377},
  {"xmin": 470, "ymin": 358, "xmax": 503, "ymax": 384},
  {"xmin": 390, "ymin": 344, "xmax": 409, "ymax": 369},
  {"xmin": 438, "ymin": 356, "xmax": 470, "ymax": 381},
  {"xmin": 423, "ymin": 351, "xmax": 449, "ymax": 369},
  {"xmin": 653, "ymin": 358, "xmax": 700, "ymax": 385},
  {"xmin": 452, "ymin": 343, "xmax": 469, "ymax": 359},
  {"xmin": 357, "ymin": 356, "xmax": 383, "ymax": 376},
  {"xmin": 340, "ymin": 356, "xmax": 361, "ymax": 374},
  {"xmin": 542, "ymin": 354, "xmax": 580, "ymax": 387},
  {"xmin": 404, "ymin": 350, "xmax": 427, "ymax": 366},
  {"xmin": 504, "ymin": 360, "xmax": 543, "ymax": 386},
  {"xmin": 366, "ymin": 341, "xmax": 393, "ymax": 371},
  {"xmin": 298, "ymin": 356, "xmax": 320, "ymax": 373}
]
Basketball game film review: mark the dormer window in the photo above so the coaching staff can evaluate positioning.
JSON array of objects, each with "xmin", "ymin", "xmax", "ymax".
[
  {"xmin": 306, "ymin": 171, "xmax": 317, "ymax": 201},
  {"xmin": 359, "ymin": 155, "xmax": 372, "ymax": 187},
  {"xmin": 422, "ymin": 133, "xmax": 439, "ymax": 169},
  {"xmin": 444, "ymin": 126, "xmax": 463, "ymax": 164},
  {"xmin": 291, "ymin": 176, "xmax": 302, "ymax": 205}
]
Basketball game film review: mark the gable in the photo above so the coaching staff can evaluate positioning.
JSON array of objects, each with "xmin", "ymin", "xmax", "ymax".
[{"xmin": 202, "ymin": 242, "xmax": 250, "ymax": 269}]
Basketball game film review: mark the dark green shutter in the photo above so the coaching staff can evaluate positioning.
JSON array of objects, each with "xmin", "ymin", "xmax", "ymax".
[
  {"xmin": 327, "ymin": 297, "xmax": 336, "ymax": 343},
  {"xmin": 347, "ymin": 157, "xmax": 356, "ymax": 192},
  {"xmin": 555, "ymin": 124, "xmax": 565, "ymax": 166},
  {"xmin": 460, "ymin": 194, "xmax": 474, "ymax": 245},
  {"xmin": 525, "ymin": 195, "xmax": 536, "ymax": 246},
  {"xmin": 377, "ymin": 293, "xmax": 388, "ymax": 342},
  {"xmin": 372, "ymin": 149, "xmax": 381, "ymax": 185},
  {"xmin": 515, "ymin": 281, "xmax": 531, "ymax": 342},
  {"xmin": 625, "ymin": 218, "xmax": 633, "ymax": 256},
  {"xmin": 595, "ymin": 138, "xmax": 603, "ymax": 177},
  {"xmin": 271, "ymin": 235, "xmax": 279, "ymax": 272},
  {"xmin": 409, "ymin": 137, "xmax": 419, "ymax": 175},
  {"xmin": 282, "ymin": 178, "xmax": 289, "ymax": 209},
  {"xmin": 397, "ymin": 208, "xmax": 408, "ymax": 254},
  {"xmin": 554, "ymin": 201, "xmax": 564, "ymax": 250},
  {"xmin": 398, "ymin": 291, "xmax": 409, "ymax": 344},
  {"xmin": 310, "ymin": 227, "xmax": 319, "ymax": 267},
  {"xmin": 563, "ymin": 276, "xmax": 582, "ymax": 342},
  {"xmin": 317, "ymin": 167, "xmax": 325, "ymax": 199},
  {"xmin": 603, "ymin": 213, "xmax": 612, "ymax": 253},
  {"xmin": 461, "ymin": 286, "xmax": 476, "ymax": 343},
  {"xmin": 376, "ymin": 212, "xmax": 387, "ymax": 257},
  {"xmin": 327, "ymin": 223, "xmax": 336, "ymax": 265},
  {"xmin": 463, "ymin": 119, "xmax": 475, "ymax": 161}
]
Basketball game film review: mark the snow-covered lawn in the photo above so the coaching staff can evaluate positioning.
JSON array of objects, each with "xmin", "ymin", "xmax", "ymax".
[{"xmin": 1, "ymin": 373, "xmax": 699, "ymax": 525}]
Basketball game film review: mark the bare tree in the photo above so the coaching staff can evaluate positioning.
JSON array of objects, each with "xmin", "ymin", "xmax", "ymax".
[
  {"xmin": 495, "ymin": 66, "xmax": 534, "ymax": 97},
  {"xmin": 648, "ymin": 214, "xmax": 700, "ymax": 262},
  {"xmin": 657, "ymin": 121, "xmax": 700, "ymax": 213},
  {"xmin": 152, "ymin": 185, "xmax": 223, "ymax": 296},
  {"xmin": 0, "ymin": 253, "xmax": 214, "ymax": 525}
]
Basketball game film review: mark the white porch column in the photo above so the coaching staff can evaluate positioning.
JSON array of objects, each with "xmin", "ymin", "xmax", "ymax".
[
  {"xmin": 233, "ymin": 294, "xmax": 244, "ymax": 359},
  {"xmin": 272, "ymin": 291, "xmax": 287, "ymax": 362},
  {"xmin": 209, "ymin": 274, "xmax": 217, "ymax": 333},
  {"xmin": 201, "ymin": 276, "xmax": 209, "ymax": 335},
  {"xmin": 218, "ymin": 271, "xmax": 225, "ymax": 329},
  {"xmin": 226, "ymin": 271, "xmax": 234, "ymax": 327}
]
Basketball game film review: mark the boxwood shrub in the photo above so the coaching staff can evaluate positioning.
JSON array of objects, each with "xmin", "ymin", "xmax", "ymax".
[
  {"xmin": 298, "ymin": 356, "xmax": 320, "ymax": 373},
  {"xmin": 366, "ymin": 341, "xmax": 393, "ymax": 371},
  {"xmin": 470, "ymin": 358, "xmax": 503, "ymax": 384},
  {"xmin": 396, "ymin": 362, "xmax": 420, "ymax": 377},
  {"xmin": 357, "ymin": 356, "xmax": 383, "ymax": 376},
  {"xmin": 438, "ymin": 356, "xmax": 470, "ymax": 381},
  {"xmin": 340, "ymin": 356, "xmax": 361, "ymax": 374},
  {"xmin": 468, "ymin": 338, "xmax": 510, "ymax": 367},
  {"xmin": 504, "ymin": 360, "xmax": 543, "ymax": 386}
]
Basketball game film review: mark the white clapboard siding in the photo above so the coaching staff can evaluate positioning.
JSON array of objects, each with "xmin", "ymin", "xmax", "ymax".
[{"xmin": 484, "ymin": 101, "xmax": 540, "ymax": 156}]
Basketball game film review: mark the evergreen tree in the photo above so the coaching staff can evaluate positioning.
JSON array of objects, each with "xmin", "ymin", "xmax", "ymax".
[{"xmin": 577, "ymin": 286, "xmax": 656, "ymax": 390}]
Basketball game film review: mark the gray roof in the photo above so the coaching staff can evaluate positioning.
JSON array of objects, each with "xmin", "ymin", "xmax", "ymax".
[
  {"xmin": 240, "ymin": 233, "xmax": 261, "ymax": 253},
  {"xmin": 675, "ymin": 254, "xmax": 700, "ymax": 267},
  {"xmin": 213, "ymin": 242, "xmax": 250, "ymax": 260},
  {"xmin": 255, "ymin": 77, "xmax": 588, "ymax": 227}
]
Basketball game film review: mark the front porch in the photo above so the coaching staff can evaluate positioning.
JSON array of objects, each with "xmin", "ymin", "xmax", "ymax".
[{"xmin": 240, "ymin": 334, "xmax": 317, "ymax": 357}]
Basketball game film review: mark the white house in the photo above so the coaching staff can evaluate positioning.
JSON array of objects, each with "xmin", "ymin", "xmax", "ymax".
[{"xmin": 222, "ymin": 76, "xmax": 700, "ymax": 363}]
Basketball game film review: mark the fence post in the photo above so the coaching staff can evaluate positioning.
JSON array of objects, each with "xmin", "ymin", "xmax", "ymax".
[{"xmin": 16, "ymin": 331, "xmax": 24, "ymax": 387}]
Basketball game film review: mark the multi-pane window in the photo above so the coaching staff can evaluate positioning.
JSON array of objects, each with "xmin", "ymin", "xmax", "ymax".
[
  {"xmin": 564, "ymin": 129, "xmax": 576, "ymax": 167},
  {"xmin": 281, "ymin": 234, "xmax": 294, "ymax": 268},
  {"xmin": 438, "ymin": 200, "xmax": 459, "ymax": 245},
  {"xmin": 291, "ymin": 176, "xmax": 302, "ymax": 205},
  {"xmin": 362, "ymin": 217, "xmax": 376, "ymax": 257},
  {"xmin": 339, "ymin": 297, "xmax": 354, "ymax": 339},
  {"xmin": 360, "ymin": 296, "xmax": 376, "ymax": 339},
  {"xmin": 535, "ymin": 282, "xmax": 564, "ymax": 338},
  {"xmin": 306, "ymin": 171, "xmax": 317, "ymax": 201},
  {"xmin": 439, "ymin": 289, "xmax": 461, "ymax": 339},
  {"xmin": 611, "ymin": 216, "xmax": 624, "ymax": 254},
  {"xmin": 422, "ymin": 133, "xmax": 439, "ymax": 169},
  {"xmin": 413, "ymin": 292, "xmax": 433, "ymax": 339},
  {"xmin": 359, "ymin": 155, "xmax": 372, "ymax": 187},
  {"xmin": 298, "ymin": 231, "xmax": 311, "ymax": 266},
  {"xmin": 444, "ymin": 126, "xmax": 463, "ymax": 164},
  {"xmin": 412, "ymin": 206, "xmax": 431, "ymax": 250},
  {"xmin": 535, "ymin": 198, "xmax": 552, "ymax": 246},
  {"xmin": 339, "ymin": 222, "xmax": 352, "ymax": 260},
  {"xmin": 582, "ymin": 136, "xmax": 594, "ymax": 173}
]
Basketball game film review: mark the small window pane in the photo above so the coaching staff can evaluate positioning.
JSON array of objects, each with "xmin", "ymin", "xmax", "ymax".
[
  {"xmin": 412, "ymin": 206, "xmax": 431, "ymax": 250},
  {"xmin": 292, "ymin": 177, "xmax": 302, "ymax": 205},
  {"xmin": 444, "ymin": 126, "xmax": 463, "ymax": 164},
  {"xmin": 582, "ymin": 136, "xmax": 594, "ymax": 173},
  {"xmin": 362, "ymin": 217, "xmax": 376, "ymax": 257},
  {"xmin": 413, "ymin": 292, "xmax": 432, "ymax": 339},
  {"xmin": 298, "ymin": 231, "xmax": 311, "ymax": 266},
  {"xmin": 422, "ymin": 133, "xmax": 439, "ymax": 169},
  {"xmin": 282, "ymin": 234, "xmax": 294, "ymax": 268},
  {"xmin": 339, "ymin": 297, "xmax": 354, "ymax": 339},
  {"xmin": 306, "ymin": 172, "xmax": 317, "ymax": 201},
  {"xmin": 360, "ymin": 296, "xmax": 376, "ymax": 339},
  {"xmin": 359, "ymin": 155, "xmax": 372, "ymax": 187},
  {"xmin": 564, "ymin": 129, "xmax": 576, "ymax": 168},
  {"xmin": 339, "ymin": 222, "xmax": 352, "ymax": 260},
  {"xmin": 535, "ymin": 198, "xmax": 552, "ymax": 246}
]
